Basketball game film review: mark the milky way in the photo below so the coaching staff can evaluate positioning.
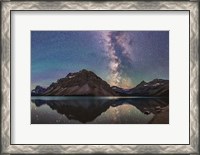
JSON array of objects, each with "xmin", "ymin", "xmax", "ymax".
[
  {"xmin": 31, "ymin": 31, "xmax": 169, "ymax": 89},
  {"xmin": 99, "ymin": 31, "xmax": 134, "ymax": 88}
]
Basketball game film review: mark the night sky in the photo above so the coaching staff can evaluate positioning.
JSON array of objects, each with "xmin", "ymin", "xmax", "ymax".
[{"xmin": 31, "ymin": 31, "xmax": 169, "ymax": 89}]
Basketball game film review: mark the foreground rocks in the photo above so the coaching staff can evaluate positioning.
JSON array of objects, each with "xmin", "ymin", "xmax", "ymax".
[{"xmin": 149, "ymin": 106, "xmax": 169, "ymax": 124}]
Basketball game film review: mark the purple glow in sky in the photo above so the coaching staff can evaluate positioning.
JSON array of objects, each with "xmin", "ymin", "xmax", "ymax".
[{"xmin": 31, "ymin": 31, "xmax": 169, "ymax": 89}]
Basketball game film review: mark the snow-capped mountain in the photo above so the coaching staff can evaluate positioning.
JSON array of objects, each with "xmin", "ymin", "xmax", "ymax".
[{"xmin": 127, "ymin": 79, "xmax": 169, "ymax": 97}]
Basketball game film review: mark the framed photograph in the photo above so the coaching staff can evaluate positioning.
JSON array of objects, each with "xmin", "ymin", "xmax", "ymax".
[{"xmin": 1, "ymin": 0, "xmax": 199, "ymax": 154}]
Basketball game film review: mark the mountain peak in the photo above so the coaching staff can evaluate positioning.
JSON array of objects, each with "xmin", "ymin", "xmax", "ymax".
[
  {"xmin": 151, "ymin": 79, "xmax": 162, "ymax": 82},
  {"xmin": 127, "ymin": 79, "xmax": 169, "ymax": 97},
  {"xmin": 35, "ymin": 85, "xmax": 45, "ymax": 89},
  {"xmin": 140, "ymin": 80, "xmax": 146, "ymax": 84},
  {"xmin": 79, "ymin": 69, "xmax": 97, "ymax": 76},
  {"xmin": 80, "ymin": 69, "xmax": 89, "ymax": 72},
  {"xmin": 42, "ymin": 69, "xmax": 116, "ymax": 96},
  {"xmin": 31, "ymin": 85, "xmax": 46, "ymax": 96},
  {"xmin": 136, "ymin": 80, "xmax": 147, "ymax": 88},
  {"xmin": 66, "ymin": 69, "xmax": 95, "ymax": 77}
]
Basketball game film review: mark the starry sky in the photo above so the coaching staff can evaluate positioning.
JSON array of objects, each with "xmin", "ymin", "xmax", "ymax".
[{"xmin": 31, "ymin": 31, "xmax": 169, "ymax": 89}]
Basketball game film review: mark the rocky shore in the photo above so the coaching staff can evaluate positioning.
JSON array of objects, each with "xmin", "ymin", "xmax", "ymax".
[{"xmin": 149, "ymin": 106, "xmax": 169, "ymax": 124}]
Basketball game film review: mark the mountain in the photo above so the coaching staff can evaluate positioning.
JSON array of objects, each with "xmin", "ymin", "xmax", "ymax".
[
  {"xmin": 111, "ymin": 86, "xmax": 129, "ymax": 96},
  {"xmin": 135, "ymin": 80, "xmax": 147, "ymax": 88},
  {"xmin": 127, "ymin": 79, "xmax": 169, "ymax": 97},
  {"xmin": 42, "ymin": 69, "xmax": 116, "ymax": 96},
  {"xmin": 31, "ymin": 86, "xmax": 46, "ymax": 96},
  {"xmin": 111, "ymin": 79, "xmax": 169, "ymax": 97},
  {"xmin": 31, "ymin": 69, "xmax": 169, "ymax": 97}
]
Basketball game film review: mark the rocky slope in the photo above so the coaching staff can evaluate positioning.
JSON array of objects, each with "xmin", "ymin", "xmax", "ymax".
[
  {"xmin": 127, "ymin": 79, "xmax": 169, "ymax": 97},
  {"xmin": 32, "ymin": 69, "xmax": 169, "ymax": 97},
  {"xmin": 111, "ymin": 86, "xmax": 129, "ymax": 96},
  {"xmin": 31, "ymin": 86, "xmax": 46, "ymax": 96},
  {"xmin": 42, "ymin": 69, "xmax": 116, "ymax": 96}
]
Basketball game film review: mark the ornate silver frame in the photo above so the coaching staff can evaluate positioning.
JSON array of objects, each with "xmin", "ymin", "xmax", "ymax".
[{"xmin": 1, "ymin": 1, "xmax": 199, "ymax": 154}]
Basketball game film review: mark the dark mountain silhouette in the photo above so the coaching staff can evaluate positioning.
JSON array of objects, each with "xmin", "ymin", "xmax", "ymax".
[
  {"xmin": 32, "ymin": 69, "xmax": 169, "ymax": 97},
  {"xmin": 111, "ymin": 86, "xmax": 129, "ymax": 96},
  {"xmin": 31, "ymin": 86, "xmax": 46, "ymax": 96},
  {"xmin": 41, "ymin": 69, "xmax": 116, "ymax": 96},
  {"xmin": 127, "ymin": 79, "xmax": 169, "ymax": 97}
]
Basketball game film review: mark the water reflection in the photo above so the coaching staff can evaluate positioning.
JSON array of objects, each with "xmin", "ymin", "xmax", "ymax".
[{"xmin": 31, "ymin": 97, "xmax": 169, "ymax": 124}]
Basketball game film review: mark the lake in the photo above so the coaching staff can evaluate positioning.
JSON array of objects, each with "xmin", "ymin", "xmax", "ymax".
[{"xmin": 31, "ymin": 96, "xmax": 169, "ymax": 124}]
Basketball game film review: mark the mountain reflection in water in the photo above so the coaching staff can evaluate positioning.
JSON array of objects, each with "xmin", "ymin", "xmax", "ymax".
[{"xmin": 31, "ymin": 96, "xmax": 169, "ymax": 124}]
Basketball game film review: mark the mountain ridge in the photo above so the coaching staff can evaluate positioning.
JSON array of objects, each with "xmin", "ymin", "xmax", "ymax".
[
  {"xmin": 35, "ymin": 69, "xmax": 116, "ymax": 96},
  {"xmin": 31, "ymin": 69, "xmax": 169, "ymax": 97}
]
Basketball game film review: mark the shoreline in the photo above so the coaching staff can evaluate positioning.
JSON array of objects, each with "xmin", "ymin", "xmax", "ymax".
[{"xmin": 149, "ymin": 106, "xmax": 169, "ymax": 124}]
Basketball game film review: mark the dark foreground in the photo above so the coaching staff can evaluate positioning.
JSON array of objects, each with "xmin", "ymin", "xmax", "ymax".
[{"xmin": 31, "ymin": 96, "xmax": 169, "ymax": 124}]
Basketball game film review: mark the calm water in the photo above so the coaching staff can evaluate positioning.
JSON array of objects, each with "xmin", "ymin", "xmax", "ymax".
[{"xmin": 31, "ymin": 96, "xmax": 169, "ymax": 124}]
